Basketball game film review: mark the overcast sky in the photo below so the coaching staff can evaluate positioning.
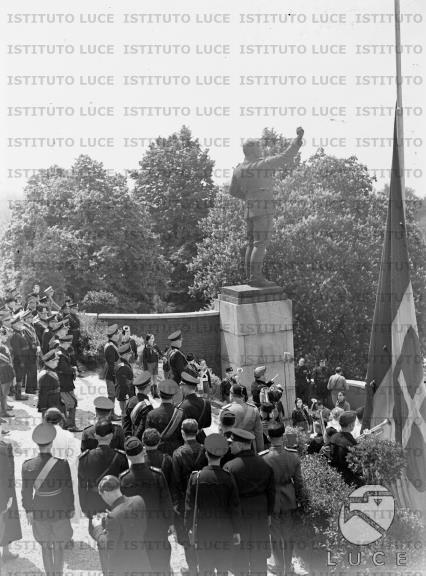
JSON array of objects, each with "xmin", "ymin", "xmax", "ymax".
[{"xmin": 1, "ymin": 0, "xmax": 425, "ymax": 206}]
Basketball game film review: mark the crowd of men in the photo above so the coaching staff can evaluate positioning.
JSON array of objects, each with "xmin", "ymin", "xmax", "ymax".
[{"xmin": 0, "ymin": 284, "xmax": 369, "ymax": 576}]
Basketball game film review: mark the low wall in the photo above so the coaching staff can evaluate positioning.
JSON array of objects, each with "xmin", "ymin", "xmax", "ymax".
[{"xmin": 89, "ymin": 311, "xmax": 221, "ymax": 376}]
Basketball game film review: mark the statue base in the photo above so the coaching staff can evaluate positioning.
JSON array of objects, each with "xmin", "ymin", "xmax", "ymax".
[
  {"xmin": 220, "ymin": 284, "xmax": 286, "ymax": 304},
  {"xmin": 218, "ymin": 284, "xmax": 296, "ymax": 418}
]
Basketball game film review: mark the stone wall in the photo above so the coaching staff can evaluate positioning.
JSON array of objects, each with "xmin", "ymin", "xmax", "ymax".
[{"xmin": 90, "ymin": 311, "xmax": 221, "ymax": 375}]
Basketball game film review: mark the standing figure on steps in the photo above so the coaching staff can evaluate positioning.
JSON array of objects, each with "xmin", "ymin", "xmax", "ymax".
[{"xmin": 230, "ymin": 127, "xmax": 304, "ymax": 287}]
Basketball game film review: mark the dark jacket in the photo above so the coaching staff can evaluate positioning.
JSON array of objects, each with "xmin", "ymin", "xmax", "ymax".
[
  {"xmin": 9, "ymin": 331, "xmax": 28, "ymax": 380},
  {"xmin": 263, "ymin": 446, "xmax": 303, "ymax": 512},
  {"xmin": 330, "ymin": 431, "xmax": 362, "ymax": 486},
  {"xmin": 168, "ymin": 346, "xmax": 187, "ymax": 383},
  {"xmin": 104, "ymin": 340, "xmax": 119, "ymax": 382},
  {"xmin": 56, "ymin": 347, "xmax": 75, "ymax": 392},
  {"xmin": 33, "ymin": 321, "xmax": 46, "ymax": 347},
  {"xmin": 0, "ymin": 345, "xmax": 15, "ymax": 384},
  {"xmin": 178, "ymin": 393, "xmax": 212, "ymax": 442},
  {"xmin": 224, "ymin": 450, "xmax": 275, "ymax": 557},
  {"xmin": 78, "ymin": 446, "xmax": 128, "ymax": 517},
  {"xmin": 0, "ymin": 441, "xmax": 22, "ymax": 545},
  {"xmin": 81, "ymin": 422, "xmax": 125, "ymax": 452},
  {"xmin": 291, "ymin": 407, "xmax": 312, "ymax": 431},
  {"xmin": 41, "ymin": 328, "xmax": 54, "ymax": 355},
  {"xmin": 144, "ymin": 449, "xmax": 174, "ymax": 492},
  {"xmin": 37, "ymin": 369, "xmax": 62, "ymax": 413},
  {"xmin": 21, "ymin": 453, "xmax": 74, "ymax": 521},
  {"xmin": 90, "ymin": 495, "xmax": 152, "ymax": 576},
  {"xmin": 185, "ymin": 465, "xmax": 241, "ymax": 549},
  {"xmin": 141, "ymin": 343, "xmax": 162, "ymax": 368},
  {"xmin": 220, "ymin": 377, "xmax": 232, "ymax": 402},
  {"xmin": 251, "ymin": 378, "xmax": 266, "ymax": 407},
  {"xmin": 115, "ymin": 361, "xmax": 134, "ymax": 398},
  {"xmin": 122, "ymin": 392, "xmax": 153, "ymax": 439},
  {"xmin": 145, "ymin": 403, "xmax": 184, "ymax": 456},
  {"xmin": 172, "ymin": 440, "xmax": 208, "ymax": 512},
  {"xmin": 120, "ymin": 463, "xmax": 174, "ymax": 533}
]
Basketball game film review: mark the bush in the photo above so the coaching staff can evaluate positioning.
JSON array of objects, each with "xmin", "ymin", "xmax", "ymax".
[
  {"xmin": 78, "ymin": 313, "xmax": 108, "ymax": 368},
  {"xmin": 346, "ymin": 436, "xmax": 406, "ymax": 486},
  {"xmin": 298, "ymin": 454, "xmax": 353, "ymax": 569},
  {"xmin": 284, "ymin": 426, "xmax": 309, "ymax": 458},
  {"xmin": 81, "ymin": 290, "xmax": 119, "ymax": 313},
  {"xmin": 301, "ymin": 454, "xmax": 353, "ymax": 523}
]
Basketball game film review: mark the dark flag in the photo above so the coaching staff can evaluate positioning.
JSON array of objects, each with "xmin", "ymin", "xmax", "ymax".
[{"xmin": 363, "ymin": 110, "xmax": 426, "ymax": 514}]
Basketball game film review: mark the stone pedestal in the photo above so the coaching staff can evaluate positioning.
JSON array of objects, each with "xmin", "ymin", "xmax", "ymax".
[{"xmin": 218, "ymin": 284, "xmax": 296, "ymax": 418}]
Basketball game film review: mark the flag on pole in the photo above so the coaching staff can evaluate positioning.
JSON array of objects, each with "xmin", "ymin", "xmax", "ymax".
[{"xmin": 363, "ymin": 110, "xmax": 426, "ymax": 515}]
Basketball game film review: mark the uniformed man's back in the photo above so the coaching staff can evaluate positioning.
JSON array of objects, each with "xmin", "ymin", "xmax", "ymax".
[
  {"xmin": 78, "ymin": 419, "xmax": 128, "ymax": 517},
  {"xmin": 220, "ymin": 384, "xmax": 264, "ymax": 452},
  {"xmin": 120, "ymin": 437, "xmax": 174, "ymax": 575}
]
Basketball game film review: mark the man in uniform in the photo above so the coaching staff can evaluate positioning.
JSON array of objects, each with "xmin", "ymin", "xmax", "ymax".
[
  {"xmin": 218, "ymin": 410, "xmax": 236, "ymax": 466},
  {"xmin": 81, "ymin": 397, "xmax": 125, "ymax": 451},
  {"xmin": 67, "ymin": 302, "xmax": 82, "ymax": 361},
  {"xmin": 224, "ymin": 428, "xmax": 275, "ymax": 576},
  {"xmin": 295, "ymin": 358, "xmax": 312, "ymax": 405},
  {"xmin": 262, "ymin": 425, "xmax": 304, "ymax": 576},
  {"xmin": 21, "ymin": 309, "xmax": 38, "ymax": 394},
  {"xmin": 178, "ymin": 371, "xmax": 212, "ymax": 443},
  {"xmin": 220, "ymin": 383, "xmax": 264, "ymax": 452},
  {"xmin": 122, "ymin": 371, "xmax": 153, "ymax": 439},
  {"xmin": 145, "ymin": 379, "xmax": 184, "ymax": 456},
  {"xmin": 164, "ymin": 330, "xmax": 187, "ymax": 386},
  {"xmin": 56, "ymin": 333, "xmax": 80, "ymax": 432},
  {"xmin": 0, "ymin": 416, "xmax": 22, "ymax": 564},
  {"xmin": 21, "ymin": 423, "xmax": 74, "ymax": 576},
  {"xmin": 78, "ymin": 419, "xmax": 128, "ymax": 519},
  {"xmin": 115, "ymin": 342, "xmax": 135, "ymax": 415},
  {"xmin": 120, "ymin": 436, "xmax": 175, "ymax": 575},
  {"xmin": 33, "ymin": 304, "xmax": 49, "ymax": 347},
  {"xmin": 172, "ymin": 419, "xmax": 207, "ymax": 550},
  {"xmin": 230, "ymin": 127, "xmax": 304, "ymax": 287},
  {"xmin": 37, "ymin": 349, "xmax": 63, "ymax": 416},
  {"xmin": 89, "ymin": 475, "xmax": 152, "ymax": 576},
  {"xmin": 41, "ymin": 314, "xmax": 59, "ymax": 354},
  {"xmin": 185, "ymin": 434, "xmax": 241, "ymax": 576},
  {"xmin": 142, "ymin": 428, "xmax": 174, "ymax": 490},
  {"xmin": 312, "ymin": 359, "xmax": 331, "ymax": 406},
  {"xmin": 8, "ymin": 315, "xmax": 29, "ymax": 401},
  {"xmin": 103, "ymin": 324, "xmax": 121, "ymax": 420}
]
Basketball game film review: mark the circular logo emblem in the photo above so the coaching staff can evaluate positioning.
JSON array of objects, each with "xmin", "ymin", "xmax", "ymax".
[{"xmin": 338, "ymin": 484, "xmax": 395, "ymax": 545}]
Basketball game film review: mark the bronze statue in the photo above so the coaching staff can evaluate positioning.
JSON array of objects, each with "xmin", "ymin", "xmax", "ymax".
[{"xmin": 230, "ymin": 127, "xmax": 304, "ymax": 287}]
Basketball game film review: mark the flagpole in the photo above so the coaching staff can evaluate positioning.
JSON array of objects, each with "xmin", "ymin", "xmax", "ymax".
[{"xmin": 394, "ymin": 0, "xmax": 406, "ymax": 207}]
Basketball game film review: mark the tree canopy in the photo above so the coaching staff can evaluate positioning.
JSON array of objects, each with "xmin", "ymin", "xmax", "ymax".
[
  {"xmin": 1, "ymin": 155, "xmax": 168, "ymax": 312},
  {"xmin": 131, "ymin": 125, "xmax": 217, "ymax": 310}
]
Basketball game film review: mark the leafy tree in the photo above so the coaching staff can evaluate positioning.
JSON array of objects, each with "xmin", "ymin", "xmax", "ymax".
[
  {"xmin": 190, "ymin": 145, "xmax": 426, "ymax": 378},
  {"xmin": 0, "ymin": 156, "xmax": 168, "ymax": 311},
  {"xmin": 131, "ymin": 126, "xmax": 217, "ymax": 309},
  {"xmin": 188, "ymin": 189, "xmax": 245, "ymax": 303}
]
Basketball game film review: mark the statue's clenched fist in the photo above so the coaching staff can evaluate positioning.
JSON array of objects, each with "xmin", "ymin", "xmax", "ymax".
[{"xmin": 296, "ymin": 126, "xmax": 304, "ymax": 140}]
